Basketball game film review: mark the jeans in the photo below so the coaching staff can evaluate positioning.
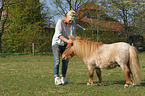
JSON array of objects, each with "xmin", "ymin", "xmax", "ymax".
[{"xmin": 52, "ymin": 44, "xmax": 68, "ymax": 78}]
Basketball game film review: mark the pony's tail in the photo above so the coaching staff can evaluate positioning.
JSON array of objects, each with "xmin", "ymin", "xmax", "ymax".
[{"xmin": 129, "ymin": 46, "xmax": 141, "ymax": 85}]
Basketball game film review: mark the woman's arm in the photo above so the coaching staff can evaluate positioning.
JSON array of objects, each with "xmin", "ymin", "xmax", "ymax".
[{"xmin": 59, "ymin": 35, "xmax": 73, "ymax": 43}]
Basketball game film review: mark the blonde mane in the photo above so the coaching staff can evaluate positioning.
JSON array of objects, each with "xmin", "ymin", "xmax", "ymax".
[{"xmin": 72, "ymin": 37, "xmax": 103, "ymax": 59}]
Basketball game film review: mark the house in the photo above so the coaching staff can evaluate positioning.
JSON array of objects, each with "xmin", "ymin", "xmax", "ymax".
[{"xmin": 76, "ymin": 2, "xmax": 125, "ymax": 34}]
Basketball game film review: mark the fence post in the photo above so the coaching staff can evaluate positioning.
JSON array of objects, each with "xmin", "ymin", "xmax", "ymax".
[{"xmin": 32, "ymin": 43, "xmax": 35, "ymax": 55}]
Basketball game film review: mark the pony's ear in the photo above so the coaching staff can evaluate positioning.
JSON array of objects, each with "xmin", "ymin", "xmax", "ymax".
[{"xmin": 69, "ymin": 35, "xmax": 75, "ymax": 41}]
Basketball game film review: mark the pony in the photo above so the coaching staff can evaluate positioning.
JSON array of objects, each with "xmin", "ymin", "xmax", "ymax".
[{"xmin": 62, "ymin": 36, "xmax": 141, "ymax": 88}]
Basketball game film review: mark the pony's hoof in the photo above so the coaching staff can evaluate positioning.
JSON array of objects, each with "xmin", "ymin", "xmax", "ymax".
[
  {"xmin": 87, "ymin": 82, "xmax": 93, "ymax": 86},
  {"xmin": 132, "ymin": 83, "xmax": 136, "ymax": 87},
  {"xmin": 98, "ymin": 83, "xmax": 102, "ymax": 86},
  {"xmin": 124, "ymin": 84, "xmax": 129, "ymax": 88}
]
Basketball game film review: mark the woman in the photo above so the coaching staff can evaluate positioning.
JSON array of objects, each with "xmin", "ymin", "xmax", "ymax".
[{"xmin": 52, "ymin": 10, "xmax": 77, "ymax": 85}]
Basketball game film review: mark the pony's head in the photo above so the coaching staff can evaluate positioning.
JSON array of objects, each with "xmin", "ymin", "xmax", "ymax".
[
  {"xmin": 62, "ymin": 43, "xmax": 74, "ymax": 60},
  {"xmin": 62, "ymin": 35, "xmax": 77, "ymax": 60}
]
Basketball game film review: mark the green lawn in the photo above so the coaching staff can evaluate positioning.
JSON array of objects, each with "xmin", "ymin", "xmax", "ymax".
[{"xmin": 0, "ymin": 52, "xmax": 145, "ymax": 96}]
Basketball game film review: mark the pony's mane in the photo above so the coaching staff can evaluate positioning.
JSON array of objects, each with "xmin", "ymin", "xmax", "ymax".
[{"xmin": 72, "ymin": 36, "xmax": 103, "ymax": 59}]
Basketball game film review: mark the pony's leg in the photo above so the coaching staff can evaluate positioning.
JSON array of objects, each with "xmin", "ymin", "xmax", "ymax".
[
  {"xmin": 95, "ymin": 67, "xmax": 102, "ymax": 86},
  {"xmin": 87, "ymin": 65, "xmax": 95, "ymax": 86},
  {"xmin": 121, "ymin": 65, "xmax": 131, "ymax": 88},
  {"xmin": 131, "ymin": 73, "xmax": 135, "ymax": 86}
]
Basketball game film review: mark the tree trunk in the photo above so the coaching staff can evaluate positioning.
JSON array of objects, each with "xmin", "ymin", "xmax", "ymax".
[{"xmin": 0, "ymin": 34, "xmax": 2, "ymax": 53}]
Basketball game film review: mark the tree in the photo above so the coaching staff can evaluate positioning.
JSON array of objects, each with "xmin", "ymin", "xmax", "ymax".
[
  {"xmin": 0, "ymin": 0, "xmax": 9, "ymax": 53},
  {"xmin": 100, "ymin": 0, "xmax": 144, "ymax": 40},
  {"xmin": 132, "ymin": 2, "xmax": 145, "ymax": 35},
  {"xmin": 1, "ymin": 0, "xmax": 53, "ymax": 53},
  {"xmin": 49, "ymin": 0, "xmax": 90, "ymax": 17},
  {"xmin": 41, "ymin": 0, "xmax": 55, "ymax": 27}
]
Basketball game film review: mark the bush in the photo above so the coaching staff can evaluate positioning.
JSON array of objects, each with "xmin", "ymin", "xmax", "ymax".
[{"xmin": 2, "ymin": 24, "xmax": 54, "ymax": 53}]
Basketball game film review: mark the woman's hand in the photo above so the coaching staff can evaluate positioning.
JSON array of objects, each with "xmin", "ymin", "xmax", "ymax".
[
  {"xmin": 67, "ymin": 39, "xmax": 73, "ymax": 43},
  {"xmin": 59, "ymin": 35, "xmax": 73, "ymax": 44}
]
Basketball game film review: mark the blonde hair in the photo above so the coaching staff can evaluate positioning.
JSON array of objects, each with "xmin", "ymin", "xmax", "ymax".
[{"xmin": 67, "ymin": 10, "xmax": 77, "ymax": 21}]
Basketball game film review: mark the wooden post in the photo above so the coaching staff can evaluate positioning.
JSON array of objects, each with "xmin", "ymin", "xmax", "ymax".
[{"xmin": 32, "ymin": 43, "xmax": 35, "ymax": 55}]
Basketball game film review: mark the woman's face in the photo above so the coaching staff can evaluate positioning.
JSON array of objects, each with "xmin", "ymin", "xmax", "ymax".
[
  {"xmin": 68, "ymin": 20, "xmax": 73, "ymax": 24},
  {"xmin": 66, "ymin": 17, "xmax": 73, "ymax": 25}
]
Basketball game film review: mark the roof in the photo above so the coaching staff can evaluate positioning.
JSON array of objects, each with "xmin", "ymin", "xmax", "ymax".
[
  {"xmin": 77, "ymin": 2, "xmax": 104, "ymax": 11},
  {"xmin": 76, "ymin": 2, "xmax": 124, "ymax": 32}
]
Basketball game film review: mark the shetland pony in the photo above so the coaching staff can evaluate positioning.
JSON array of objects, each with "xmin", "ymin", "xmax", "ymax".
[{"xmin": 62, "ymin": 36, "xmax": 141, "ymax": 88}]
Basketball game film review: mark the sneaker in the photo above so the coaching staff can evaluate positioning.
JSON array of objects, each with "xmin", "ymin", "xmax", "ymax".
[
  {"xmin": 61, "ymin": 77, "xmax": 73, "ymax": 84},
  {"xmin": 55, "ymin": 77, "xmax": 62, "ymax": 85}
]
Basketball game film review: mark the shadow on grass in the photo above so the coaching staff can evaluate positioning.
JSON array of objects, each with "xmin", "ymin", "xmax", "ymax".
[
  {"xmin": 77, "ymin": 80, "xmax": 125, "ymax": 85},
  {"xmin": 77, "ymin": 80, "xmax": 145, "ymax": 87},
  {"xmin": 140, "ymin": 80, "xmax": 145, "ymax": 86},
  {"xmin": 0, "ymin": 55, "xmax": 6, "ymax": 58}
]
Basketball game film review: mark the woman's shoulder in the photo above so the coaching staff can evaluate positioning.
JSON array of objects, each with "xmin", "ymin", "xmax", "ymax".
[
  {"xmin": 57, "ymin": 19, "xmax": 63, "ymax": 23},
  {"xmin": 56, "ymin": 19, "xmax": 63, "ymax": 25}
]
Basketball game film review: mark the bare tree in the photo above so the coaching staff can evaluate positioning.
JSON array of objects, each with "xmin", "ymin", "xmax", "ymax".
[
  {"xmin": 132, "ymin": 2, "xmax": 145, "ymax": 35},
  {"xmin": 50, "ymin": 0, "xmax": 89, "ymax": 17},
  {"xmin": 100, "ymin": 0, "xmax": 145, "ymax": 40}
]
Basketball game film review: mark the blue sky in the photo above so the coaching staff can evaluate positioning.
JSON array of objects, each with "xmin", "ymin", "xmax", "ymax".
[
  {"xmin": 40, "ymin": 0, "xmax": 65, "ymax": 23},
  {"xmin": 0, "ymin": 0, "xmax": 1, "ymax": 8}
]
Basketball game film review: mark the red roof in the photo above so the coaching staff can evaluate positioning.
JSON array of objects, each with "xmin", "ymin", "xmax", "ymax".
[{"xmin": 76, "ymin": 2, "xmax": 124, "ymax": 32}]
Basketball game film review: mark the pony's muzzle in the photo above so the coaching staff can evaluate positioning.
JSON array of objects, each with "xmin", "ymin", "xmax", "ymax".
[{"xmin": 62, "ymin": 56, "xmax": 66, "ymax": 60}]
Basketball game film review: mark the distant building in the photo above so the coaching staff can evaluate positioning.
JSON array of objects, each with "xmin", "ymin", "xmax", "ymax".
[{"xmin": 76, "ymin": 2, "xmax": 124, "ymax": 33}]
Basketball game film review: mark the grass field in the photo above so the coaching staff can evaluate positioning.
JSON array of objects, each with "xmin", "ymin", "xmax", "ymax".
[{"xmin": 0, "ymin": 52, "xmax": 145, "ymax": 96}]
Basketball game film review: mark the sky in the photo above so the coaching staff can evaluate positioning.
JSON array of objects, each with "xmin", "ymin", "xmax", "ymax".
[
  {"xmin": 40, "ymin": 0, "xmax": 65, "ymax": 23},
  {"xmin": 0, "ymin": 0, "xmax": 1, "ymax": 8}
]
